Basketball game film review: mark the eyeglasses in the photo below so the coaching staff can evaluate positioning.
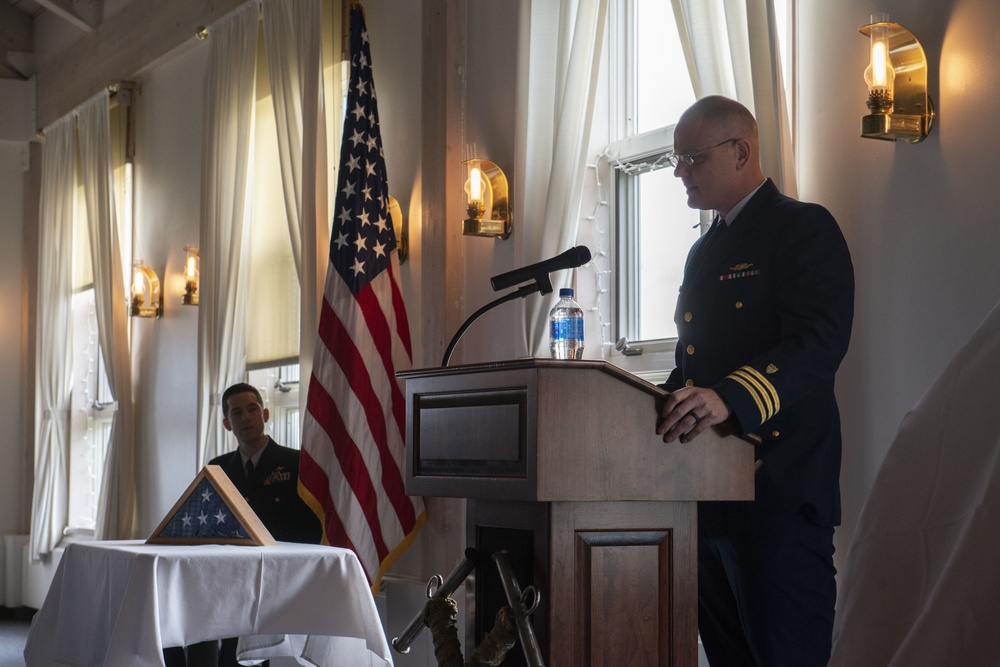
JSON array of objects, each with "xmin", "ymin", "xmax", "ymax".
[{"xmin": 665, "ymin": 138, "xmax": 739, "ymax": 168}]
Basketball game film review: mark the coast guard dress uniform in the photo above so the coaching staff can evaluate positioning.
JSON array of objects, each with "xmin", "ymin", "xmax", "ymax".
[
  {"xmin": 663, "ymin": 177, "xmax": 854, "ymax": 664},
  {"xmin": 210, "ymin": 437, "xmax": 321, "ymax": 544}
]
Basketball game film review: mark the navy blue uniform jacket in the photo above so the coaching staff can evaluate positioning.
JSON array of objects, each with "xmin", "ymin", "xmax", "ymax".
[
  {"xmin": 664, "ymin": 179, "xmax": 854, "ymax": 534},
  {"xmin": 210, "ymin": 438, "xmax": 322, "ymax": 544}
]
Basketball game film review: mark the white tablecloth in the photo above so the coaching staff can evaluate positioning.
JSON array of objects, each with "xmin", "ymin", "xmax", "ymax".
[{"xmin": 23, "ymin": 540, "xmax": 393, "ymax": 666}]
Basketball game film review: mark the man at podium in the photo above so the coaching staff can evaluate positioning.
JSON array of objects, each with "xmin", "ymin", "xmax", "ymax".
[{"xmin": 655, "ymin": 96, "xmax": 855, "ymax": 666}]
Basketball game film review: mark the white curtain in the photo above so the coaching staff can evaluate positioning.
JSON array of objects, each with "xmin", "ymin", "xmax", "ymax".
[
  {"xmin": 197, "ymin": 1, "xmax": 259, "ymax": 468},
  {"xmin": 514, "ymin": 0, "xmax": 609, "ymax": 358},
  {"xmin": 830, "ymin": 299, "xmax": 1000, "ymax": 665},
  {"xmin": 76, "ymin": 91, "xmax": 137, "ymax": 540},
  {"xmin": 261, "ymin": 0, "xmax": 329, "ymax": 401},
  {"xmin": 672, "ymin": 0, "xmax": 796, "ymax": 196},
  {"xmin": 31, "ymin": 115, "xmax": 75, "ymax": 561}
]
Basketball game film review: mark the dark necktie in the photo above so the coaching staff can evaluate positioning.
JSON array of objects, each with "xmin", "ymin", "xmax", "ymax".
[
  {"xmin": 245, "ymin": 459, "xmax": 255, "ymax": 480},
  {"xmin": 706, "ymin": 215, "xmax": 726, "ymax": 240},
  {"xmin": 694, "ymin": 216, "xmax": 726, "ymax": 261}
]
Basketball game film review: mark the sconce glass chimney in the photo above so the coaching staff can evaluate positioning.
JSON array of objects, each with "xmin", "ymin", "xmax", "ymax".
[
  {"xmin": 183, "ymin": 246, "xmax": 200, "ymax": 306},
  {"xmin": 864, "ymin": 12, "xmax": 894, "ymax": 113}
]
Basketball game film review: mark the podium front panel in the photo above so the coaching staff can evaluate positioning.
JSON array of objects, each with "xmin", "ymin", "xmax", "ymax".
[{"xmin": 405, "ymin": 367, "xmax": 539, "ymax": 500}]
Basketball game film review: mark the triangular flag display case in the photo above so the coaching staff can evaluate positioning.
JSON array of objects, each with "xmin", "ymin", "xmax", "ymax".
[{"xmin": 147, "ymin": 465, "xmax": 276, "ymax": 546}]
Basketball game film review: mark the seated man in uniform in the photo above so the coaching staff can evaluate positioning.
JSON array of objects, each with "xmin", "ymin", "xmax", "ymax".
[
  {"xmin": 210, "ymin": 382, "xmax": 322, "ymax": 544},
  {"xmin": 166, "ymin": 382, "xmax": 322, "ymax": 667}
]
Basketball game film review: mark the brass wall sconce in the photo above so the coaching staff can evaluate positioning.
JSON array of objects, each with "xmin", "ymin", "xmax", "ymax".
[
  {"xmin": 388, "ymin": 195, "xmax": 407, "ymax": 264},
  {"xmin": 131, "ymin": 263, "xmax": 163, "ymax": 318},
  {"xmin": 463, "ymin": 158, "xmax": 511, "ymax": 239},
  {"xmin": 182, "ymin": 246, "xmax": 200, "ymax": 305},
  {"xmin": 859, "ymin": 13, "xmax": 934, "ymax": 143}
]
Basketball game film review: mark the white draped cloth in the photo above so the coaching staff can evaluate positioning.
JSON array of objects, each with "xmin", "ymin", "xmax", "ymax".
[
  {"xmin": 514, "ymin": 0, "xmax": 609, "ymax": 358},
  {"xmin": 196, "ymin": 0, "xmax": 331, "ymax": 466},
  {"xmin": 77, "ymin": 91, "xmax": 138, "ymax": 543},
  {"xmin": 673, "ymin": 0, "xmax": 796, "ymax": 198},
  {"xmin": 31, "ymin": 114, "xmax": 74, "ymax": 562},
  {"xmin": 261, "ymin": 0, "xmax": 329, "ymax": 395},
  {"xmin": 830, "ymin": 300, "xmax": 1000, "ymax": 665},
  {"xmin": 23, "ymin": 541, "xmax": 392, "ymax": 666},
  {"xmin": 196, "ymin": 2, "xmax": 258, "ymax": 468}
]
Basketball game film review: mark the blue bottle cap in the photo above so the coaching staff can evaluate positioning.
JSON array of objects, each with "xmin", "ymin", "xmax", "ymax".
[{"xmin": 559, "ymin": 288, "xmax": 574, "ymax": 298}]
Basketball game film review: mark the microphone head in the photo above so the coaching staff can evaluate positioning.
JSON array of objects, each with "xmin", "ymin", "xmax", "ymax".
[
  {"xmin": 571, "ymin": 245, "xmax": 592, "ymax": 265},
  {"xmin": 489, "ymin": 245, "xmax": 593, "ymax": 292}
]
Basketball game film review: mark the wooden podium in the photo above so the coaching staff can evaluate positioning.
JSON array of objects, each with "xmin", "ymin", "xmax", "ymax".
[{"xmin": 399, "ymin": 359, "xmax": 754, "ymax": 666}]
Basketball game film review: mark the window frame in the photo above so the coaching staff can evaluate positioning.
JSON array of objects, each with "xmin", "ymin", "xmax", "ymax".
[
  {"xmin": 247, "ymin": 361, "xmax": 302, "ymax": 449},
  {"xmin": 605, "ymin": 0, "xmax": 706, "ymax": 381},
  {"xmin": 67, "ymin": 289, "xmax": 112, "ymax": 535}
]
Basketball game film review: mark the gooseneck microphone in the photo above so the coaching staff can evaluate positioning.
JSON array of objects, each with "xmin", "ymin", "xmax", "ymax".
[
  {"xmin": 490, "ymin": 245, "xmax": 592, "ymax": 292},
  {"xmin": 441, "ymin": 245, "xmax": 593, "ymax": 366}
]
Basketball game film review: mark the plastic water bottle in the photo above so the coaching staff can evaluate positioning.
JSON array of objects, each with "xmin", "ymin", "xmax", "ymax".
[{"xmin": 549, "ymin": 288, "xmax": 584, "ymax": 359}]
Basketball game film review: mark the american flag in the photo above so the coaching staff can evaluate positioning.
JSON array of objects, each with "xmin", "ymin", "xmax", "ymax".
[{"xmin": 299, "ymin": 2, "xmax": 425, "ymax": 590}]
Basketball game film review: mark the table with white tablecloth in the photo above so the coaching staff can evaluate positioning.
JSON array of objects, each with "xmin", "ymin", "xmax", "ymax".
[{"xmin": 23, "ymin": 540, "xmax": 393, "ymax": 666}]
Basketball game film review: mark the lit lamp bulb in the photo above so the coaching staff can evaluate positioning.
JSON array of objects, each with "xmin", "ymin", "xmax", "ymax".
[
  {"xmin": 466, "ymin": 165, "xmax": 485, "ymax": 220},
  {"xmin": 129, "ymin": 263, "xmax": 162, "ymax": 318},
  {"xmin": 864, "ymin": 14, "xmax": 894, "ymax": 113},
  {"xmin": 182, "ymin": 246, "xmax": 200, "ymax": 305},
  {"xmin": 470, "ymin": 167, "xmax": 482, "ymax": 202},
  {"xmin": 132, "ymin": 269, "xmax": 145, "ymax": 305}
]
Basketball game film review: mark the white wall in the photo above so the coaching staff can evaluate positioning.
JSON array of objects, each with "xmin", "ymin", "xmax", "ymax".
[
  {"xmin": 460, "ymin": 0, "xmax": 522, "ymax": 365},
  {"xmin": 798, "ymin": 0, "xmax": 1000, "ymax": 560},
  {"xmin": 0, "ymin": 74, "xmax": 33, "ymax": 541},
  {"xmin": 0, "ymin": 141, "xmax": 27, "ymax": 537},
  {"xmin": 363, "ymin": 0, "xmax": 427, "ymax": 366},
  {"xmin": 131, "ymin": 41, "xmax": 208, "ymax": 534}
]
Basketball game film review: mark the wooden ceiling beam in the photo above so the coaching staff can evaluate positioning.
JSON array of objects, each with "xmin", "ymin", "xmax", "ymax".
[
  {"xmin": 35, "ymin": 0, "xmax": 246, "ymax": 129},
  {"xmin": 0, "ymin": 2, "xmax": 33, "ymax": 51},
  {"xmin": 0, "ymin": 2, "xmax": 33, "ymax": 80},
  {"xmin": 32, "ymin": 0, "xmax": 100, "ymax": 33}
]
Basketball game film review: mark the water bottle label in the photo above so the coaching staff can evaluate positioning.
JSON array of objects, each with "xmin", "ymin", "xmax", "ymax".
[{"xmin": 550, "ymin": 317, "xmax": 584, "ymax": 341}]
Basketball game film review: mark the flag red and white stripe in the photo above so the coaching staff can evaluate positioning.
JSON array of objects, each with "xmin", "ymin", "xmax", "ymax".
[{"xmin": 299, "ymin": 1, "xmax": 424, "ymax": 590}]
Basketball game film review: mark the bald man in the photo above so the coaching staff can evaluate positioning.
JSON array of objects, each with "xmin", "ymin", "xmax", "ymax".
[{"xmin": 655, "ymin": 96, "xmax": 854, "ymax": 666}]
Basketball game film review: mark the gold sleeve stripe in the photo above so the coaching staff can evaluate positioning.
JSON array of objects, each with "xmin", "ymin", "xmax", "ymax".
[
  {"xmin": 728, "ymin": 373, "xmax": 767, "ymax": 424},
  {"xmin": 737, "ymin": 366, "xmax": 780, "ymax": 416},
  {"xmin": 730, "ymin": 369, "xmax": 773, "ymax": 420},
  {"xmin": 727, "ymin": 366, "xmax": 781, "ymax": 424}
]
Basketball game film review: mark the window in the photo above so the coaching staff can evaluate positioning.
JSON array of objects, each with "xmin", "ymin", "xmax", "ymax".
[
  {"xmin": 248, "ymin": 28, "xmax": 301, "ymax": 368},
  {"xmin": 247, "ymin": 363, "xmax": 301, "ymax": 448},
  {"xmin": 241, "ymin": 1, "xmax": 345, "ymax": 448},
  {"xmin": 68, "ymin": 291, "xmax": 112, "ymax": 532},
  {"xmin": 608, "ymin": 0, "xmax": 700, "ymax": 376}
]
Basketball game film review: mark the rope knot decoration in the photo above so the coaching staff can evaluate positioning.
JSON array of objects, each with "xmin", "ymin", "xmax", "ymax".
[{"xmin": 391, "ymin": 548, "xmax": 547, "ymax": 667}]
